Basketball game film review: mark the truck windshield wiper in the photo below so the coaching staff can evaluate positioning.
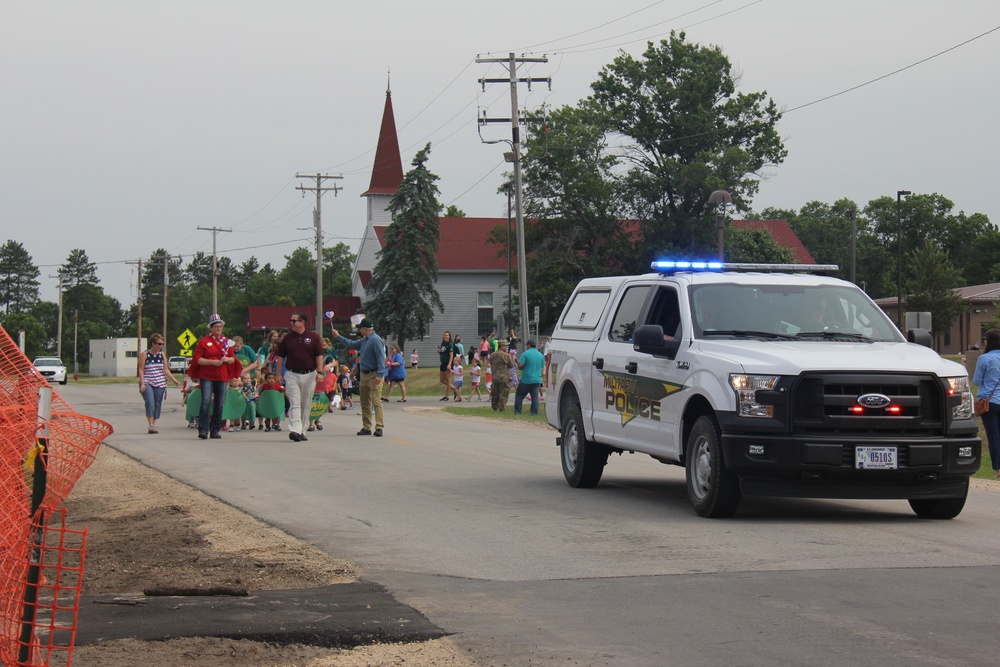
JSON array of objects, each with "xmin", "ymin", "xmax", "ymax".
[
  {"xmin": 796, "ymin": 330, "xmax": 874, "ymax": 341},
  {"xmin": 701, "ymin": 330, "xmax": 798, "ymax": 340}
]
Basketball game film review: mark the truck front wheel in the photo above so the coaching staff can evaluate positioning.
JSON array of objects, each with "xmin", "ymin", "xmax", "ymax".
[
  {"xmin": 908, "ymin": 480, "xmax": 968, "ymax": 519},
  {"xmin": 560, "ymin": 401, "xmax": 608, "ymax": 488},
  {"xmin": 686, "ymin": 415, "xmax": 741, "ymax": 518}
]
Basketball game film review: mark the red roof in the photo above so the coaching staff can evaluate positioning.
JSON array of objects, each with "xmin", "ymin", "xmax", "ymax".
[
  {"xmin": 246, "ymin": 296, "xmax": 361, "ymax": 332},
  {"xmin": 732, "ymin": 219, "xmax": 816, "ymax": 264},
  {"xmin": 361, "ymin": 91, "xmax": 404, "ymax": 197},
  {"xmin": 373, "ymin": 217, "xmax": 510, "ymax": 271},
  {"xmin": 365, "ymin": 218, "xmax": 814, "ymax": 272}
]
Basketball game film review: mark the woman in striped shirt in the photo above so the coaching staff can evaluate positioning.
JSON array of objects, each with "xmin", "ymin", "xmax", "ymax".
[{"xmin": 139, "ymin": 333, "xmax": 181, "ymax": 434}]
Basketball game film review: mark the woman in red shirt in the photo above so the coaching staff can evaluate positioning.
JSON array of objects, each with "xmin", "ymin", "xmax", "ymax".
[{"xmin": 189, "ymin": 314, "xmax": 240, "ymax": 439}]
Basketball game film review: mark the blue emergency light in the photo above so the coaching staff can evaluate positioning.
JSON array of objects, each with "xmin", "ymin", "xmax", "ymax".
[{"xmin": 651, "ymin": 260, "xmax": 725, "ymax": 273}]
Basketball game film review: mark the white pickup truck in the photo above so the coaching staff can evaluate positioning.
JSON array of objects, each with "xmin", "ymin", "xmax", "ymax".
[{"xmin": 544, "ymin": 262, "xmax": 981, "ymax": 518}]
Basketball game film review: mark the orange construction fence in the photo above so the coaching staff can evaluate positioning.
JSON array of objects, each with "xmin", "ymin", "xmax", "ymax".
[{"xmin": 0, "ymin": 325, "xmax": 111, "ymax": 666}]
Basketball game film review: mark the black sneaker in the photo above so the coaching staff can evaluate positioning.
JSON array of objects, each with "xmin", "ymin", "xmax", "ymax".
[
  {"xmin": 299, "ymin": 433, "xmax": 308, "ymax": 442},
  {"xmin": 374, "ymin": 428, "xmax": 383, "ymax": 437},
  {"xmin": 210, "ymin": 431, "xmax": 222, "ymax": 439},
  {"xmin": 356, "ymin": 428, "xmax": 372, "ymax": 436},
  {"xmin": 198, "ymin": 431, "xmax": 208, "ymax": 440},
  {"xmin": 289, "ymin": 432, "xmax": 302, "ymax": 442}
]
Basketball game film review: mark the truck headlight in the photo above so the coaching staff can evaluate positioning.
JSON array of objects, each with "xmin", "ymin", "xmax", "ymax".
[
  {"xmin": 947, "ymin": 376, "xmax": 973, "ymax": 419},
  {"xmin": 729, "ymin": 374, "xmax": 779, "ymax": 418}
]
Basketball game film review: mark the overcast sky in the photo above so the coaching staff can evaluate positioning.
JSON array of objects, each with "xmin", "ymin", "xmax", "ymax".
[{"xmin": 4, "ymin": 1, "xmax": 998, "ymax": 307}]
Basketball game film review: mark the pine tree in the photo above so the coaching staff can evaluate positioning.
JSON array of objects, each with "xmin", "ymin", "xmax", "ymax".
[
  {"xmin": 0, "ymin": 240, "xmax": 41, "ymax": 314},
  {"xmin": 364, "ymin": 144, "xmax": 443, "ymax": 351}
]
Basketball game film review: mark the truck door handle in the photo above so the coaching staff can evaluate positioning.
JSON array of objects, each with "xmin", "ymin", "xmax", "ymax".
[
  {"xmin": 625, "ymin": 362, "xmax": 638, "ymax": 374},
  {"xmin": 593, "ymin": 358, "xmax": 604, "ymax": 370}
]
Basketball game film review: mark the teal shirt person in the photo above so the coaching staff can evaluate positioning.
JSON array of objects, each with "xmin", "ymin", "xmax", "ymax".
[{"xmin": 518, "ymin": 346, "xmax": 545, "ymax": 384}]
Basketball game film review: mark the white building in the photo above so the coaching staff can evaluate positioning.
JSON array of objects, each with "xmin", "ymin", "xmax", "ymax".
[{"xmin": 89, "ymin": 338, "xmax": 144, "ymax": 377}]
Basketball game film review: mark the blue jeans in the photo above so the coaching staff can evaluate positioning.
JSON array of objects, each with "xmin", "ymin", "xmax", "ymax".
[
  {"xmin": 514, "ymin": 382, "xmax": 541, "ymax": 415},
  {"xmin": 982, "ymin": 404, "xmax": 1000, "ymax": 471},
  {"xmin": 141, "ymin": 384, "xmax": 166, "ymax": 419},
  {"xmin": 199, "ymin": 379, "xmax": 227, "ymax": 434}
]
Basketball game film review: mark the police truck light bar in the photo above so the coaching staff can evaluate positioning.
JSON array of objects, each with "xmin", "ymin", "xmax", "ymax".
[{"xmin": 651, "ymin": 260, "xmax": 839, "ymax": 274}]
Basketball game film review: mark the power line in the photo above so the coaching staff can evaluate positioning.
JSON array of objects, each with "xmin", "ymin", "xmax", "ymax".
[{"xmin": 785, "ymin": 24, "xmax": 1000, "ymax": 114}]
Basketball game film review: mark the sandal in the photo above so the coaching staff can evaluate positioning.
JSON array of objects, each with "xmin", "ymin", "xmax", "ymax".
[
  {"xmin": 397, "ymin": 399, "xmax": 406, "ymax": 402},
  {"xmin": 307, "ymin": 426, "xmax": 315, "ymax": 432},
  {"xmin": 315, "ymin": 422, "xmax": 323, "ymax": 430}
]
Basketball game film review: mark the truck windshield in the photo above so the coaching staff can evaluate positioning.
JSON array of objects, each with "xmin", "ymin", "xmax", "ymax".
[{"xmin": 690, "ymin": 283, "xmax": 903, "ymax": 342}]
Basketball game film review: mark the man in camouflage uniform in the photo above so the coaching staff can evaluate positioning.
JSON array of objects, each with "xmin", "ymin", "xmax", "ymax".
[{"xmin": 489, "ymin": 340, "xmax": 516, "ymax": 411}]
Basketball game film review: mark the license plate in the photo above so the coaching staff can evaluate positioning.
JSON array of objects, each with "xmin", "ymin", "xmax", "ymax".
[{"xmin": 855, "ymin": 446, "xmax": 897, "ymax": 469}]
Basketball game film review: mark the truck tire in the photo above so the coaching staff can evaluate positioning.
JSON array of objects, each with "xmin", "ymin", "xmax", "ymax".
[
  {"xmin": 908, "ymin": 480, "xmax": 968, "ymax": 519},
  {"xmin": 560, "ymin": 401, "xmax": 608, "ymax": 488},
  {"xmin": 686, "ymin": 415, "xmax": 741, "ymax": 518}
]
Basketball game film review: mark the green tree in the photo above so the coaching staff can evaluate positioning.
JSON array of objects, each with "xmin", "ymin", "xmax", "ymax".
[
  {"xmin": 323, "ymin": 243, "xmax": 356, "ymax": 297},
  {"xmin": 0, "ymin": 240, "xmax": 41, "ymax": 314},
  {"xmin": 234, "ymin": 257, "xmax": 260, "ymax": 292},
  {"xmin": 185, "ymin": 252, "xmax": 214, "ymax": 286},
  {"xmin": 864, "ymin": 193, "xmax": 993, "ymax": 295},
  {"xmin": 725, "ymin": 227, "xmax": 795, "ymax": 263},
  {"xmin": 277, "ymin": 248, "xmax": 317, "ymax": 306},
  {"xmin": 515, "ymin": 104, "xmax": 634, "ymax": 333},
  {"xmin": 443, "ymin": 205, "xmax": 466, "ymax": 218},
  {"xmin": 59, "ymin": 248, "xmax": 100, "ymax": 287},
  {"xmin": 588, "ymin": 32, "xmax": 785, "ymax": 258},
  {"xmin": 1, "ymin": 313, "xmax": 47, "ymax": 360},
  {"xmin": 904, "ymin": 240, "xmax": 966, "ymax": 343},
  {"xmin": 364, "ymin": 143, "xmax": 444, "ymax": 351}
]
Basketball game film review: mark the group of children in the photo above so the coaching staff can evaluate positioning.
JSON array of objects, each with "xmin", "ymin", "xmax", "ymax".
[
  {"xmin": 182, "ymin": 371, "xmax": 288, "ymax": 432},
  {"xmin": 447, "ymin": 356, "xmax": 518, "ymax": 402}
]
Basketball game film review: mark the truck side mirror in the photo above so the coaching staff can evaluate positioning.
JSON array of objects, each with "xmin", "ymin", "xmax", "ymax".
[
  {"xmin": 906, "ymin": 327, "xmax": 932, "ymax": 349},
  {"xmin": 633, "ymin": 324, "xmax": 681, "ymax": 359}
]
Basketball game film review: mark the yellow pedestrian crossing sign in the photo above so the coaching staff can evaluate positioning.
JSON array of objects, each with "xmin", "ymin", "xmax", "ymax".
[{"xmin": 177, "ymin": 329, "xmax": 197, "ymax": 350}]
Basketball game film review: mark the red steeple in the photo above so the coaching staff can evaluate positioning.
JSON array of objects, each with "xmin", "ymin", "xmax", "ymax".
[{"xmin": 362, "ymin": 87, "xmax": 404, "ymax": 197}]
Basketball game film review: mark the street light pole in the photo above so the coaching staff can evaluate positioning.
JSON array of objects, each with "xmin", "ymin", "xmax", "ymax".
[
  {"xmin": 708, "ymin": 190, "xmax": 733, "ymax": 261},
  {"xmin": 896, "ymin": 190, "xmax": 911, "ymax": 329}
]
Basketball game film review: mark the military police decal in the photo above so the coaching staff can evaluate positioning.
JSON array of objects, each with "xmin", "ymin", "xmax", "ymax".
[{"xmin": 600, "ymin": 370, "xmax": 683, "ymax": 426}]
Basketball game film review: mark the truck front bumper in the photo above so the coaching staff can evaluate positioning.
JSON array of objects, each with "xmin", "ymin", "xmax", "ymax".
[{"xmin": 720, "ymin": 433, "xmax": 981, "ymax": 499}]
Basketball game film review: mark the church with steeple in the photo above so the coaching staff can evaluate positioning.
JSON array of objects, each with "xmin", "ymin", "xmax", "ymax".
[{"xmin": 351, "ymin": 87, "xmax": 514, "ymax": 359}]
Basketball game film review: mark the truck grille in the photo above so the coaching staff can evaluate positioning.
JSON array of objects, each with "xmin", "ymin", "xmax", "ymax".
[{"xmin": 791, "ymin": 373, "xmax": 945, "ymax": 436}]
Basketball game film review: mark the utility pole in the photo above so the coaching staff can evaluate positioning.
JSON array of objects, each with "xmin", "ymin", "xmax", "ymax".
[
  {"xmin": 126, "ymin": 258, "xmax": 144, "ymax": 376},
  {"xmin": 152, "ymin": 253, "xmax": 173, "ymax": 349},
  {"xmin": 477, "ymin": 52, "xmax": 549, "ymax": 347},
  {"xmin": 295, "ymin": 173, "xmax": 342, "ymax": 336},
  {"xmin": 50, "ymin": 273, "xmax": 65, "ymax": 359},
  {"xmin": 197, "ymin": 226, "xmax": 232, "ymax": 315}
]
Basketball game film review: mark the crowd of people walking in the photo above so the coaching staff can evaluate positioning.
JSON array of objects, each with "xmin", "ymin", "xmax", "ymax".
[{"xmin": 143, "ymin": 318, "xmax": 550, "ymax": 440}]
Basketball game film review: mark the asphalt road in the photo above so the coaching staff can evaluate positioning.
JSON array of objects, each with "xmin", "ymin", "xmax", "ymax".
[{"xmin": 62, "ymin": 383, "xmax": 1000, "ymax": 666}]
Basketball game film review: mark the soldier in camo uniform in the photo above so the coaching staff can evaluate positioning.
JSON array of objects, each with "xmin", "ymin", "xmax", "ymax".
[{"xmin": 488, "ymin": 340, "xmax": 517, "ymax": 411}]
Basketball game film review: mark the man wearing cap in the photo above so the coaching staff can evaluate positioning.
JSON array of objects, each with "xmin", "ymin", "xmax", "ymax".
[
  {"xmin": 332, "ymin": 318, "xmax": 386, "ymax": 437},
  {"xmin": 274, "ymin": 312, "xmax": 324, "ymax": 443},
  {"xmin": 189, "ymin": 314, "xmax": 240, "ymax": 439}
]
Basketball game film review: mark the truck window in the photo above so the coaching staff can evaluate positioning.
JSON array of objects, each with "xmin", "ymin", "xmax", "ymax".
[
  {"xmin": 561, "ymin": 289, "xmax": 612, "ymax": 330},
  {"xmin": 608, "ymin": 286, "xmax": 652, "ymax": 342},
  {"xmin": 645, "ymin": 287, "xmax": 681, "ymax": 339}
]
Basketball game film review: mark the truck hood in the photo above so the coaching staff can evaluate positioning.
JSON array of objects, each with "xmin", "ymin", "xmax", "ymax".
[{"xmin": 692, "ymin": 339, "xmax": 966, "ymax": 376}]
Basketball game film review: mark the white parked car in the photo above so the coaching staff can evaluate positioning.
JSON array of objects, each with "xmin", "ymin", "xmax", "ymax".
[
  {"xmin": 32, "ymin": 357, "xmax": 68, "ymax": 385},
  {"xmin": 168, "ymin": 356, "xmax": 189, "ymax": 373}
]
